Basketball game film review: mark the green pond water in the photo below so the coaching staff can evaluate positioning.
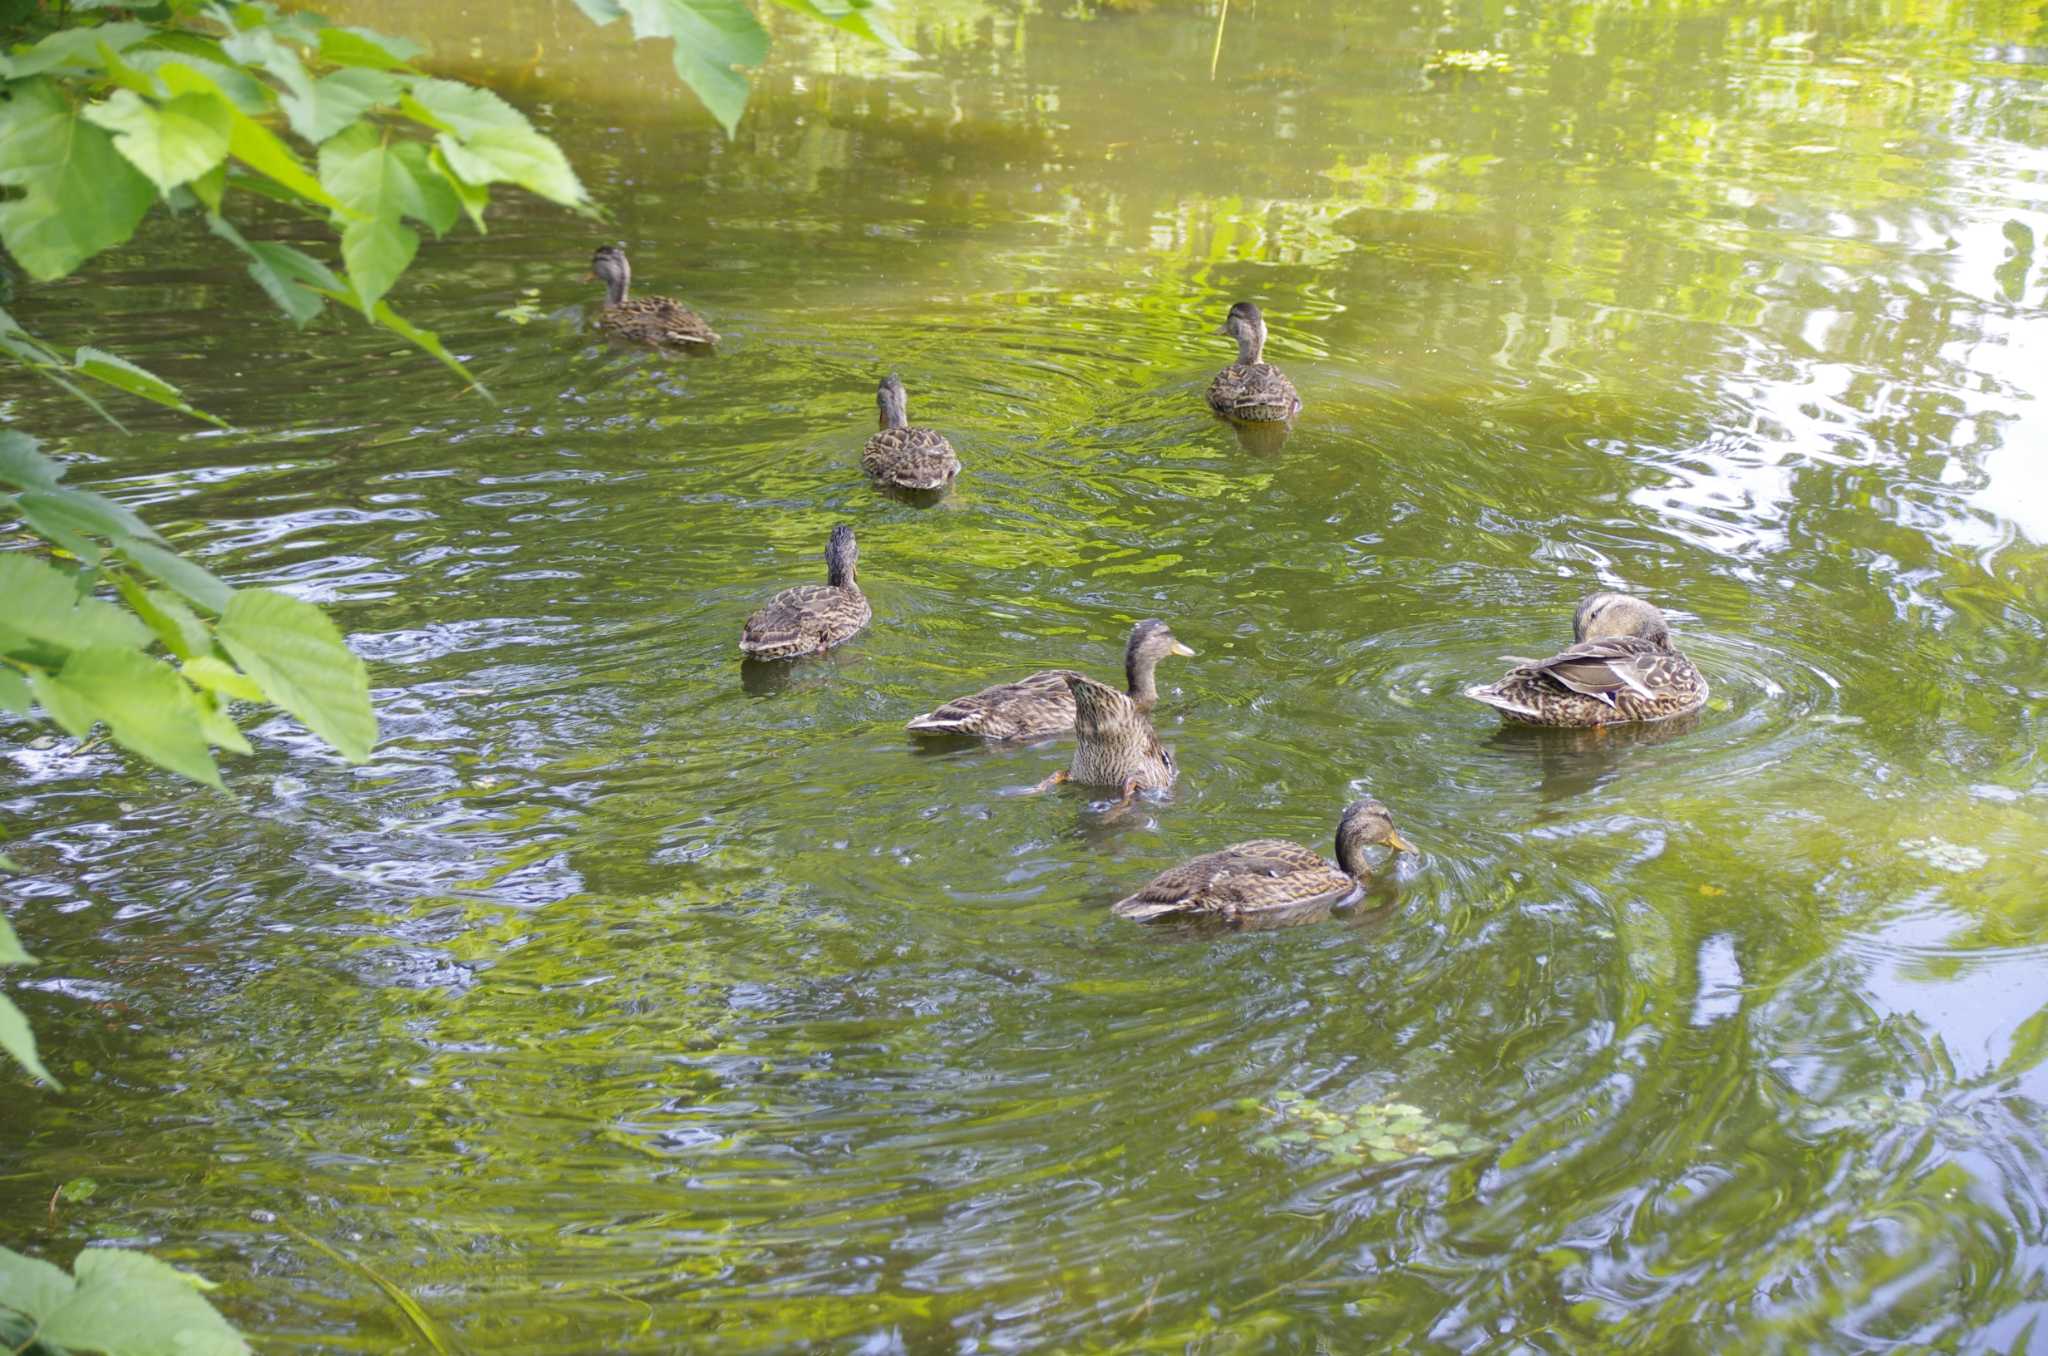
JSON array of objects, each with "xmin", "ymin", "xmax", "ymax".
[{"xmin": 5, "ymin": 0, "xmax": 2048, "ymax": 1347}]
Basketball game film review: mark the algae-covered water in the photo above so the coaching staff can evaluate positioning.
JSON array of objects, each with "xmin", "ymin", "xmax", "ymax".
[{"xmin": 4, "ymin": 0, "xmax": 2047, "ymax": 1347}]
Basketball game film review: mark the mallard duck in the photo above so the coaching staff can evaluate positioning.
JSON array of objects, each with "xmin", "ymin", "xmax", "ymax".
[
  {"xmin": 1206, "ymin": 302, "xmax": 1300, "ymax": 422},
  {"xmin": 862, "ymin": 375, "xmax": 960, "ymax": 490},
  {"xmin": 1112, "ymin": 799, "xmax": 1415, "ymax": 922},
  {"xmin": 1464, "ymin": 592, "xmax": 1709, "ymax": 727},
  {"xmin": 905, "ymin": 619, "xmax": 1196, "ymax": 740},
  {"xmin": 738, "ymin": 524, "xmax": 871, "ymax": 660},
  {"xmin": 589, "ymin": 245, "xmax": 718, "ymax": 347},
  {"xmin": 1033, "ymin": 670, "xmax": 1178, "ymax": 807}
]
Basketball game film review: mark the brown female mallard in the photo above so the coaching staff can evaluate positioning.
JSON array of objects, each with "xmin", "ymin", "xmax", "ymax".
[
  {"xmin": 738, "ymin": 524, "xmax": 871, "ymax": 660},
  {"xmin": 1206, "ymin": 302, "xmax": 1301, "ymax": 422},
  {"xmin": 1112, "ymin": 799, "xmax": 1415, "ymax": 922},
  {"xmin": 1033, "ymin": 668, "xmax": 1179, "ymax": 808},
  {"xmin": 862, "ymin": 375, "xmax": 960, "ymax": 491},
  {"xmin": 905, "ymin": 619, "xmax": 1195, "ymax": 740},
  {"xmin": 589, "ymin": 245, "xmax": 718, "ymax": 347},
  {"xmin": 1464, "ymin": 592, "xmax": 1709, "ymax": 727}
]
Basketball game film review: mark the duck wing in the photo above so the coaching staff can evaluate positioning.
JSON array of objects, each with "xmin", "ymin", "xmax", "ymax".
[
  {"xmin": 862, "ymin": 426, "xmax": 960, "ymax": 489},
  {"xmin": 906, "ymin": 669, "xmax": 1082, "ymax": 738},
  {"xmin": 1113, "ymin": 839, "xmax": 1347, "ymax": 920}
]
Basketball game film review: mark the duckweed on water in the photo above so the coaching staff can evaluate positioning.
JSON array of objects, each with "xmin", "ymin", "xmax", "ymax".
[{"xmin": 1243, "ymin": 1091, "xmax": 1487, "ymax": 1168}]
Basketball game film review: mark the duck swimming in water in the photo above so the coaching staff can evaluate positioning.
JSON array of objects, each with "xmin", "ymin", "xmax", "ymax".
[
  {"xmin": 862, "ymin": 375, "xmax": 960, "ymax": 492},
  {"xmin": 905, "ymin": 619, "xmax": 1195, "ymax": 741},
  {"xmin": 1206, "ymin": 302, "xmax": 1301, "ymax": 422},
  {"xmin": 1464, "ymin": 592, "xmax": 1708, "ymax": 727},
  {"xmin": 1112, "ymin": 799, "xmax": 1414, "ymax": 922},
  {"xmin": 738, "ymin": 524, "xmax": 871, "ymax": 661},
  {"xmin": 589, "ymin": 244, "xmax": 718, "ymax": 347}
]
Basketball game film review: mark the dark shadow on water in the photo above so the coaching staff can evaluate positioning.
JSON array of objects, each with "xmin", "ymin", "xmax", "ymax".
[
  {"xmin": 739, "ymin": 649, "xmax": 854, "ymax": 696},
  {"xmin": 869, "ymin": 479, "xmax": 954, "ymax": 509},
  {"xmin": 1484, "ymin": 711, "xmax": 1706, "ymax": 801},
  {"xmin": 1219, "ymin": 415, "xmax": 1295, "ymax": 455}
]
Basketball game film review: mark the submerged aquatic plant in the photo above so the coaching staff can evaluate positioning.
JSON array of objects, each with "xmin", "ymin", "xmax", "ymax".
[{"xmin": 1244, "ymin": 1089, "xmax": 1487, "ymax": 1167}]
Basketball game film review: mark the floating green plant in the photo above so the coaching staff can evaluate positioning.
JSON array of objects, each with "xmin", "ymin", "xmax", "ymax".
[
  {"xmin": 1242, "ymin": 1090, "xmax": 1487, "ymax": 1167},
  {"xmin": 1428, "ymin": 49, "xmax": 1514, "ymax": 75}
]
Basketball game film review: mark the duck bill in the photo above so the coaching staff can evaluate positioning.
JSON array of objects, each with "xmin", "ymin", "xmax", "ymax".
[
  {"xmin": 1383, "ymin": 831, "xmax": 1416, "ymax": 854},
  {"xmin": 1170, "ymin": 641, "xmax": 1197, "ymax": 657}
]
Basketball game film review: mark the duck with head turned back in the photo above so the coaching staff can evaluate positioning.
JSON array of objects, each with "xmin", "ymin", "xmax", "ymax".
[
  {"xmin": 1033, "ymin": 654, "xmax": 1184, "ymax": 808},
  {"xmin": 738, "ymin": 524, "xmax": 871, "ymax": 661},
  {"xmin": 1112, "ymin": 799, "xmax": 1416, "ymax": 922},
  {"xmin": 1464, "ymin": 591, "xmax": 1709, "ymax": 727},
  {"xmin": 862, "ymin": 375, "xmax": 960, "ymax": 491},
  {"xmin": 906, "ymin": 619, "xmax": 1195, "ymax": 741},
  {"xmin": 1206, "ymin": 302, "xmax": 1301, "ymax": 422},
  {"xmin": 589, "ymin": 245, "xmax": 718, "ymax": 347}
]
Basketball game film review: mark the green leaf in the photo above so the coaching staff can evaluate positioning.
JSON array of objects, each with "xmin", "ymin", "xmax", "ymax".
[
  {"xmin": 0, "ymin": 79, "xmax": 156, "ymax": 281},
  {"xmin": 18, "ymin": 485, "xmax": 165, "ymax": 555},
  {"xmin": 72, "ymin": 346, "xmax": 229, "ymax": 428},
  {"xmin": 0, "ymin": 22, "xmax": 152, "ymax": 78},
  {"xmin": 0, "ymin": 429, "xmax": 66, "ymax": 490},
  {"xmin": 26, "ymin": 1248, "xmax": 249, "ymax": 1353},
  {"xmin": 321, "ymin": 127, "xmax": 451, "ymax": 234},
  {"xmin": 402, "ymin": 80, "xmax": 589, "ymax": 208},
  {"xmin": 622, "ymin": 0, "xmax": 771, "ymax": 137},
  {"xmin": 80, "ymin": 89, "xmax": 232, "ymax": 195},
  {"xmin": 0, "ymin": 913, "xmax": 32, "ymax": 966},
  {"xmin": 181, "ymin": 655, "xmax": 263, "ymax": 701},
  {"xmin": 1999, "ymin": 1002, "xmax": 2048, "ymax": 1079},
  {"xmin": 27, "ymin": 646, "xmax": 224, "ymax": 787},
  {"xmin": 282, "ymin": 67, "xmax": 405, "ymax": 145},
  {"xmin": 390, "ymin": 142, "xmax": 460, "ymax": 236},
  {"xmin": 427, "ymin": 144, "xmax": 488, "ymax": 232},
  {"xmin": 192, "ymin": 689, "xmax": 253, "ymax": 756},
  {"xmin": 0, "ymin": 554, "xmax": 153, "ymax": 653},
  {"xmin": 0, "ymin": 669, "xmax": 30, "ymax": 714},
  {"xmin": 0, "ymin": 993, "xmax": 58, "ymax": 1088},
  {"xmin": 338, "ymin": 217, "xmax": 418, "ymax": 312},
  {"xmin": 205, "ymin": 214, "xmax": 330, "ymax": 328},
  {"xmin": 316, "ymin": 24, "xmax": 425, "ymax": 71},
  {"xmin": 0, "ymin": 310, "xmax": 127, "ymax": 431},
  {"xmin": 566, "ymin": 0, "xmax": 773, "ymax": 134},
  {"xmin": 112, "ymin": 574, "xmax": 209, "ymax": 658},
  {"xmin": 113, "ymin": 538, "xmax": 234, "ymax": 615},
  {"xmin": 215, "ymin": 588, "xmax": 376, "ymax": 762},
  {"xmin": 156, "ymin": 64, "xmax": 341, "ymax": 211},
  {"xmin": 370, "ymin": 298, "xmax": 484, "ymax": 394},
  {"xmin": 14, "ymin": 494, "xmax": 104, "ymax": 564},
  {"xmin": 770, "ymin": 0, "xmax": 909, "ymax": 52}
]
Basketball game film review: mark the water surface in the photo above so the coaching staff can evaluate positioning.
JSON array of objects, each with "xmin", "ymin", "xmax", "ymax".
[{"xmin": 4, "ymin": 0, "xmax": 2047, "ymax": 1347}]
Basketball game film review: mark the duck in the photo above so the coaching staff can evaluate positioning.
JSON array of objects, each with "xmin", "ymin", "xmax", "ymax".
[
  {"xmin": 905, "ymin": 619, "xmax": 1196, "ymax": 740},
  {"xmin": 1033, "ymin": 668, "xmax": 1180, "ymax": 808},
  {"xmin": 1206, "ymin": 302, "xmax": 1300, "ymax": 422},
  {"xmin": 589, "ymin": 244, "xmax": 718, "ymax": 347},
  {"xmin": 738, "ymin": 524, "xmax": 871, "ymax": 660},
  {"xmin": 1112, "ymin": 799, "xmax": 1415, "ymax": 922},
  {"xmin": 862, "ymin": 375, "xmax": 960, "ymax": 491},
  {"xmin": 1464, "ymin": 591, "xmax": 1709, "ymax": 727}
]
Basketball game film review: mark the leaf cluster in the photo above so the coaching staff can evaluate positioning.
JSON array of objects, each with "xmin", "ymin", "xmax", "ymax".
[
  {"xmin": 0, "ymin": 0, "xmax": 595, "ymax": 394},
  {"xmin": 0, "ymin": 1244, "xmax": 249, "ymax": 1355}
]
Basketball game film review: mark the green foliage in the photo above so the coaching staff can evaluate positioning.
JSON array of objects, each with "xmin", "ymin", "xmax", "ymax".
[
  {"xmin": 0, "ymin": 0, "xmax": 594, "ymax": 405},
  {"xmin": 563, "ymin": 0, "xmax": 904, "ymax": 136},
  {"xmin": 0, "ymin": 911, "xmax": 54, "ymax": 1089},
  {"xmin": 0, "ymin": 1244, "xmax": 250, "ymax": 1355},
  {"xmin": 0, "ymin": 428, "xmax": 377, "ymax": 791}
]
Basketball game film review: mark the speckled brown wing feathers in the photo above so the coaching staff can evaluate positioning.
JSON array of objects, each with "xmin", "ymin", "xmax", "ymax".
[
  {"xmin": 599, "ymin": 296, "xmax": 718, "ymax": 346},
  {"xmin": 1206, "ymin": 363, "xmax": 1300, "ymax": 422},
  {"xmin": 1112, "ymin": 839, "xmax": 1353, "ymax": 920},
  {"xmin": 739, "ymin": 584, "xmax": 871, "ymax": 660},
  {"xmin": 862, "ymin": 426, "xmax": 960, "ymax": 490},
  {"xmin": 905, "ymin": 669, "xmax": 1083, "ymax": 739},
  {"xmin": 1066, "ymin": 674, "xmax": 1174, "ymax": 789},
  {"xmin": 1466, "ymin": 635, "xmax": 1708, "ymax": 727}
]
